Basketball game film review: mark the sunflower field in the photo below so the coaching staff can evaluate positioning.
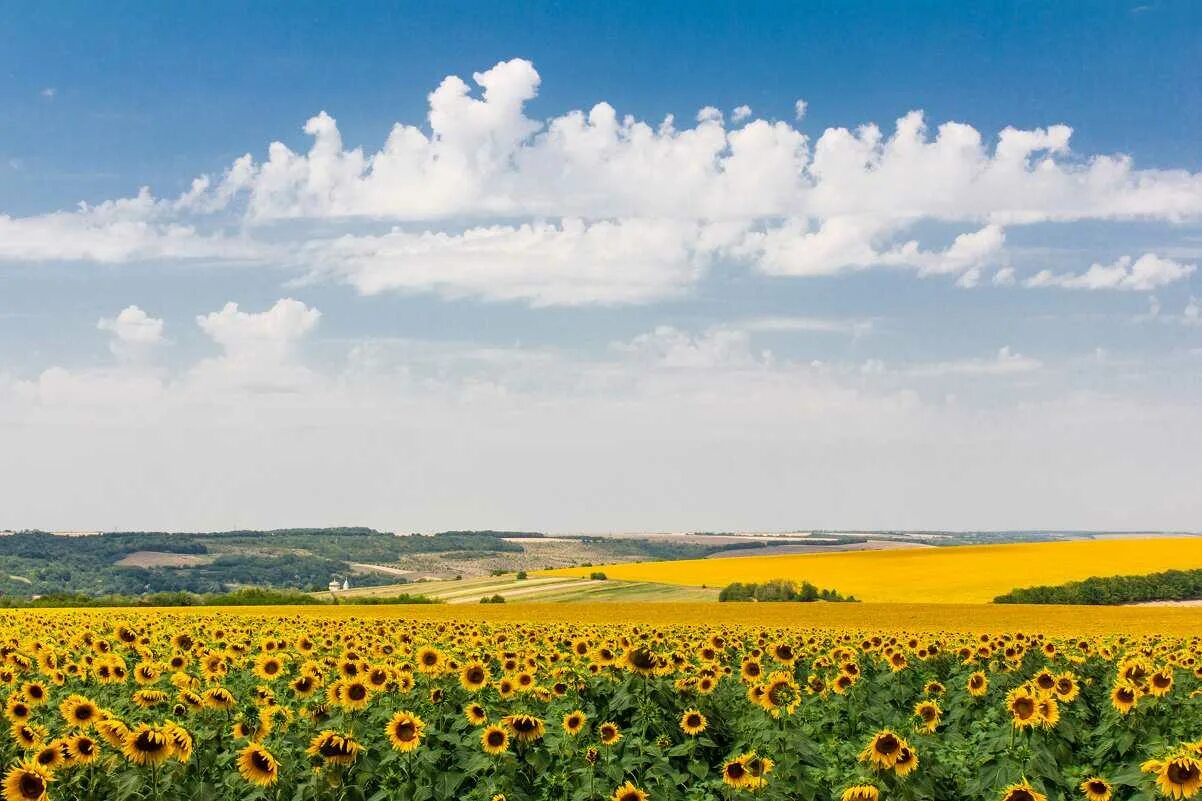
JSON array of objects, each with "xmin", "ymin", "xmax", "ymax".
[{"xmin": 0, "ymin": 607, "xmax": 1200, "ymax": 801}]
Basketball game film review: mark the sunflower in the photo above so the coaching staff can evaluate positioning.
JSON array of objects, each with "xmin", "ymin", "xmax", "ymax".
[
  {"xmin": 290, "ymin": 674, "xmax": 319, "ymax": 698},
  {"xmin": 502, "ymin": 714, "xmax": 546, "ymax": 744},
  {"xmin": 237, "ymin": 743, "xmax": 279, "ymax": 787},
  {"xmin": 680, "ymin": 709, "xmax": 707, "ymax": 736},
  {"xmin": 589, "ymin": 719, "xmax": 620, "ymax": 746},
  {"xmin": 722, "ymin": 756, "xmax": 751, "ymax": 788},
  {"xmin": 967, "ymin": 671, "xmax": 989, "ymax": 697},
  {"xmin": 1154, "ymin": 757, "xmax": 1202, "ymax": 800},
  {"xmin": 913, "ymin": 700, "xmax": 941, "ymax": 734},
  {"xmin": 339, "ymin": 680, "xmax": 372, "ymax": 711},
  {"xmin": 623, "ymin": 646, "xmax": 659, "ymax": 676},
  {"xmin": 760, "ymin": 671, "xmax": 801, "ymax": 718},
  {"xmin": 743, "ymin": 752, "xmax": 774, "ymax": 788},
  {"xmin": 2, "ymin": 762, "xmax": 50, "ymax": 801},
  {"xmin": 253, "ymin": 654, "xmax": 286, "ymax": 682},
  {"xmin": 1149, "ymin": 669, "xmax": 1174, "ymax": 698},
  {"xmin": 860, "ymin": 730, "xmax": 905, "ymax": 769},
  {"xmin": 610, "ymin": 781, "xmax": 648, "ymax": 801},
  {"xmin": 481, "ymin": 725, "xmax": 509, "ymax": 755},
  {"xmin": 1037, "ymin": 697, "xmax": 1060, "ymax": 729},
  {"xmin": 4, "ymin": 698, "xmax": 31, "ymax": 724},
  {"xmin": 386, "ymin": 711, "xmax": 425, "ymax": 753},
  {"xmin": 95, "ymin": 718, "xmax": 130, "ymax": 749},
  {"xmin": 163, "ymin": 722, "xmax": 194, "ymax": 764},
  {"xmin": 366, "ymin": 665, "xmax": 391, "ymax": 690},
  {"xmin": 460, "ymin": 661, "xmax": 490, "ymax": 692},
  {"xmin": 1110, "ymin": 683, "xmax": 1139, "ymax": 715},
  {"xmin": 562, "ymin": 710, "xmax": 586, "ymax": 735},
  {"xmin": 415, "ymin": 646, "xmax": 444, "ymax": 675},
  {"xmin": 66, "ymin": 735, "xmax": 98, "ymax": 765},
  {"xmin": 740, "ymin": 658, "xmax": 763, "ymax": 682},
  {"xmin": 31, "ymin": 743, "xmax": 63, "ymax": 774},
  {"xmin": 841, "ymin": 785, "xmax": 880, "ymax": 801},
  {"xmin": 893, "ymin": 745, "xmax": 919, "ymax": 777},
  {"xmin": 132, "ymin": 689, "xmax": 169, "ymax": 709},
  {"xmin": 202, "ymin": 687, "xmax": 236, "ymax": 711},
  {"xmin": 465, "ymin": 703, "xmax": 489, "ymax": 726},
  {"xmin": 11, "ymin": 723, "xmax": 46, "ymax": 751},
  {"xmin": 1079, "ymin": 777, "xmax": 1112, "ymax": 801},
  {"xmin": 1000, "ymin": 781, "xmax": 1048, "ymax": 801},
  {"xmin": 1006, "ymin": 687, "xmax": 1042, "ymax": 730},
  {"xmin": 306, "ymin": 730, "xmax": 362, "ymax": 766},
  {"xmin": 122, "ymin": 723, "xmax": 174, "ymax": 766},
  {"xmin": 772, "ymin": 642, "xmax": 796, "ymax": 665},
  {"xmin": 1053, "ymin": 673, "xmax": 1080, "ymax": 702},
  {"xmin": 20, "ymin": 684, "xmax": 47, "ymax": 707}
]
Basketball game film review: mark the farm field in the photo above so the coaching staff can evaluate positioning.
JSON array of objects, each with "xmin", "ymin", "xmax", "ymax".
[
  {"xmin": 1, "ymin": 604, "xmax": 1200, "ymax": 801},
  {"xmin": 542, "ymin": 537, "xmax": 1202, "ymax": 603},
  {"xmin": 328, "ymin": 574, "xmax": 720, "ymax": 604}
]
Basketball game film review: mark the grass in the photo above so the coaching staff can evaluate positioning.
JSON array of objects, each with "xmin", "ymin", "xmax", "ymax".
[{"xmin": 539, "ymin": 536, "xmax": 1202, "ymax": 604}]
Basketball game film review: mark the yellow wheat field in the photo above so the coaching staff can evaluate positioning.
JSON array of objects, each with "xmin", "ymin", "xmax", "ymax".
[{"xmin": 540, "ymin": 537, "xmax": 1202, "ymax": 603}]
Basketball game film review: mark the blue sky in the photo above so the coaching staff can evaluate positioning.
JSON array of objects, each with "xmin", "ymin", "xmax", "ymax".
[{"xmin": 1, "ymin": 2, "xmax": 1200, "ymax": 531}]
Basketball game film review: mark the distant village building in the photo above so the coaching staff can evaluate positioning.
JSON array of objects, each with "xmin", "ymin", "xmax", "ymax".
[{"xmin": 328, "ymin": 580, "xmax": 340, "ymax": 594}]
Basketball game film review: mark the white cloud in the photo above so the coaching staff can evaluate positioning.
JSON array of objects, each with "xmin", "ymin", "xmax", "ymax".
[
  {"xmin": 304, "ymin": 218, "xmax": 715, "ymax": 306},
  {"xmin": 191, "ymin": 299, "xmax": 321, "ymax": 392},
  {"xmin": 907, "ymin": 346, "xmax": 1042, "ymax": 377},
  {"xmin": 992, "ymin": 266, "xmax": 1017, "ymax": 286},
  {"xmin": 1025, "ymin": 253, "xmax": 1196, "ymax": 291},
  {"xmin": 40, "ymin": 88, "xmax": 56, "ymax": 99},
  {"xmin": 4, "ymin": 59, "xmax": 1202, "ymax": 304},
  {"xmin": 1185, "ymin": 297, "xmax": 1201, "ymax": 326},
  {"xmin": 97, "ymin": 305, "xmax": 165, "ymax": 359},
  {"xmin": 612, "ymin": 325, "xmax": 762, "ymax": 369},
  {"xmin": 0, "ymin": 188, "xmax": 267, "ymax": 263},
  {"xmin": 794, "ymin": 99, "xmax": 808, "ymax": 121}
]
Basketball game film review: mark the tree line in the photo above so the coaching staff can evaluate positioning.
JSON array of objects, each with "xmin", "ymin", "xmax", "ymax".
[
  {"xmin": 994, "ymin": 567, "xmax": 1202, "ymax": 604},
  {"xmin": 718, "ymin": 578, "xmax": 858, "ymax": 603}
]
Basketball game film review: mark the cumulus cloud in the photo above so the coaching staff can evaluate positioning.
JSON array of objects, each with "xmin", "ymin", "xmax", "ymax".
[
  {"xmin": 1024, "ymin": 253, "xmax": 1196, "ymax": 291},
  {"xmin": 97, "ymin": 305, "xmax": 165, "ymax": 359},
  {"xmin": 191, "ymin": 299, "xmax": 321, "ymax": 392},
  {"xmin": 3, "ymin": 59, "xmax": 1202, "ymax": 304}
]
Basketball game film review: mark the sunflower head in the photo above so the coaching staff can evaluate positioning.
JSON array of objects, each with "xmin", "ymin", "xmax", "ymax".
[
  {"xmin": 386, "ymin": 711, "xmax": 425, "ymax": 753},
  {"xmin": 841, "ymin": 785, "xmax": 880, "ymax": 801},
  {"xmin": 480, "ymin": 725, "xmax": 509, "ymax": 755},
  {"xmin": 2, "ymin": 762, "xmax": 51, "ymax": 801},
  {"xmin": 562, "ymin": 710, "xmax": 586, "ymax": 735},
  {"xmin": 237, "ymin": 743, "xmax": 279, "ymax": 787},
  {"xmin": 679, "ymin": 709, "xmax": 707, "ymax": 736},
  {"xmin": 1001, "ymin": 781, "xmax": 1048, "ymax": 801},
  {"xmin": 1080, "ymin": 777, "xmax": 1112, "ymax": 801},
  {"xmin": 609, "ymin": 781, "xmax": 648, "ymax": 801}
]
